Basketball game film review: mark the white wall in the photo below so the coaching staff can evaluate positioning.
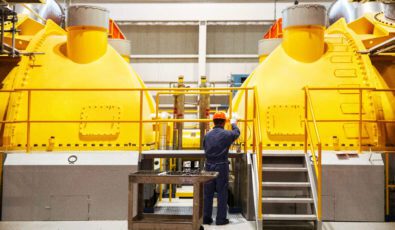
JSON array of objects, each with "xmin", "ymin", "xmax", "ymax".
[
  {"xmin": 87, "ymin": 2, "xmax": 331, "ymax": 21},
  {"xmin": 82, "ymin": 1, "xmax": 332, "ymax": 86},
  {"xmin": 133, "ymin": 62, "xmax": 257, "ymax": 87}
]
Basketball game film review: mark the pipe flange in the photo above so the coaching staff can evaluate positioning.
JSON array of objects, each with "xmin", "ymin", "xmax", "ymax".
[
  {"xmin": 258, "ymin": 38, "xmax": 282, "ymax": 56},
  {"xmin": 282, "ymin": 4, "xmax": 327, "ymax": 29},
  {"xmin": 67, "ymin": 5, "xmax": 109, "ymax": 29}
]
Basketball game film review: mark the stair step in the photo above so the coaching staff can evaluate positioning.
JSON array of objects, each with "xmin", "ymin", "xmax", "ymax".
[
  {"xmin": 262, "ymin": 182, "xmax": 311, "ymax": 188},
  {"xmin": 262, "ymin": 214, "xmax": 317, "ymax": 221},
  {"xmin": 262, "ymin": 152, "xmax": 306, "ymax": 157},
  {"xmin": 262, "ymin": 167, "xmax": 307, "ymax": 172},
  {"xmin": 262, "ymin": 197, "xmax": 313, "ymax": 203}
]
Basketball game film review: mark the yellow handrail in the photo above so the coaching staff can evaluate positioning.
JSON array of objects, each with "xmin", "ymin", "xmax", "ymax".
[
  {"xmin": 0, "ymin": 87, "xmax": 255, "ymax": 154},
  {"xmin": 253, "ymin": 86, "xmax": 263, "ymax": 220},
  {"xmin": 303, "ymin": 86, "xmax": 322, "ymax": 221}
]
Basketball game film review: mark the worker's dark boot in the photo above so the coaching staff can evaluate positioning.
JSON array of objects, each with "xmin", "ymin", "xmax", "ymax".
[
  {"xmin": 203, "ymin": 217, "xmax": 213, "ymax": 225},
  {"xmin": 216, "ymin": 219, "xmax": 229, "ymax": 225}
]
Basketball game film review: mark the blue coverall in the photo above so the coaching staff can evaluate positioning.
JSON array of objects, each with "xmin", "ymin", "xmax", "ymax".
[{"xmin": 203, "ymin": 123, "xmax": 240, "ymax": 224}]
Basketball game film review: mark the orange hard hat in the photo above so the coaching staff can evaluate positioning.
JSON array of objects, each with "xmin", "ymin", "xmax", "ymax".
[{"xmin": 213, "ymin": 111, "xmax": 226, "ymax": 120}]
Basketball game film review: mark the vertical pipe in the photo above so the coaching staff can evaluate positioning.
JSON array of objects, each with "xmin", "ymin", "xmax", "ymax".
[
  {"xmin": 155, "ymin": 93, "xmax": 160, "ymax": 120},
  {"xmin": 244, "ymin": 88, "xmax": 248, "ymax": 154},
  {"xmin": 228, "ymin": 92, "xmax": 233, "ymax": 120},
  {"xmin": 304, "ymin": 88, "xmax": 308, "ymax": 154},
  {"xmin": 139, "ymin": 90, "xmax": 143, "ymax": 154},
  {"xmin": 199, "ymin": 76, "xmax": 210, "ymax": 149},
  {"xmin": 359, "ymin": 89, "xmax": 362, "ymax": 153},
  {"xmin": 318, "ymin": 143, "xmax": 322, "ymax": 221},
  {"xmin": 26, "ymin": 90, "xmax": 31, "ymax": 152}
]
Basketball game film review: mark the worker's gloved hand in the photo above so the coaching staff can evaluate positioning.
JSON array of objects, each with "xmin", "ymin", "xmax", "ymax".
[{"xmin": 230, "ymin": 112, "xmax": 239, "ymax": 125}]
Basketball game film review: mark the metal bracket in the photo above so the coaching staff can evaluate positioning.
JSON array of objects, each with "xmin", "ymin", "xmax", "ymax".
[{"xmin": 358, "ymin": 37, "xmax": 395, "ymax": 55}]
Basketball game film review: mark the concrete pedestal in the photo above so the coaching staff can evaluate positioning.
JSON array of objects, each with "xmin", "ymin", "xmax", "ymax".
[
  {"xmin": 2, "ymin": 152, "xmax": 139, "ymax": 221},
  {"xmin": 320, "ymin": 151, "xmax": 384, "ymax": 221}
]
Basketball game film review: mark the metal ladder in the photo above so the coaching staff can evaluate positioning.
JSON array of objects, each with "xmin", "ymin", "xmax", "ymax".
[{"xmin": 260, "ymin": 151, "xmax": 320, "ymax": 229}]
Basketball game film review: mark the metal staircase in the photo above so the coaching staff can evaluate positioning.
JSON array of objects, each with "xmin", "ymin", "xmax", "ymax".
[{"xmin": 259, "ymin": 151, "xmax": 320, "ymax": 229}]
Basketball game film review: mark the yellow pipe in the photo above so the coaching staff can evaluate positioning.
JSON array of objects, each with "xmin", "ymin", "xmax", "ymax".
[
  {"xmin": 244, "ymin": 89, "xmax": 248, "ymax": 153},
  {"xmin": 282, "ymin": 25, "xmax": 325, "ymax": 63},
  {"xmin": 67, "ymin": 26, "xmax": 108, "ymax": 64},
  {"xmin": 66, "ymin": 5, "xmax": 109, "ymax": 64}
]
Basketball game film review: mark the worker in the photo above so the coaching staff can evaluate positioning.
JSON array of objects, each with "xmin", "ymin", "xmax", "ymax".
[{"xmin": 203, "ymin": 111, "xmax": 240, "ymax": 225}]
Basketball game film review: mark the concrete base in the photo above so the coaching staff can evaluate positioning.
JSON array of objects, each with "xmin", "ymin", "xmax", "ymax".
[
  {"xmin": 319, "ymin": 151, "xmax": 384, "ymax": 221},
  {"xmin": 2, "ymin": 151, "xmax": 139, "ymax": 221}
]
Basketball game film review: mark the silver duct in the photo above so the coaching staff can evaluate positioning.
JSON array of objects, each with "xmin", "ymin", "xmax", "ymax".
[
  {"xmin": 384, "ymin": 2, "xmax": 395, "ymax": 21},
  {"xmin": 328, "ymin": 0, "xmax": 384, "ymax": 25},
  {"xmin": 355, "ymin": 1, "xmax": 384, "ymax": 19},
  {"xmin": 328, "ymin": 0, "xmax": 358, "ymax": 25},
  {"xmin": 14, "ymin": 0, "xmax": 65, "ymax": 26}
]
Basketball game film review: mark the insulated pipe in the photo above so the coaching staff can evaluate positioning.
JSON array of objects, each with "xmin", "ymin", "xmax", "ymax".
[
  {"xmin": 15, "ymin": 0, "xmax": 65, "ymax": 26},
  {"xmin": 328, "ymin": 0, "xmax": 357, "ymax": 24},
  {"xmin": 199, "ymin": 76, "xmax": 210, "ymax": 149},
  {"xmin": 173, "ymin": 76, "xmax": 185, "ymax": 150},
  {"xmin": 66, "ymin": 5, "xmax": 109, "ymax": 64},
  {"xmin": 282, "ymin": 4, "xmax": 327, "ymax": 63},
  {"xmin": 355, "ymin": 1, "xmax": 384, "ymax": 19},
  {"xmin": 384, "ymin": 2, "xmax": 395, "ymax": 21}
]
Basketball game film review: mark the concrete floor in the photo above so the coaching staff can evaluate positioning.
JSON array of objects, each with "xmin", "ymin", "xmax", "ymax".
[{"xmin": 1, "ymin": 199, "xmax": 394, "ymax": 230}]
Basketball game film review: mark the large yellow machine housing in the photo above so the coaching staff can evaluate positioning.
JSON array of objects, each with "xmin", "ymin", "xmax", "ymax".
[
  {"xmin": 233, "ymin": 4, "xmax": 395, "ymax": 150},
  {"xmin": 0, "ymin": 5, "xmax": 155, "ymax": 151}
]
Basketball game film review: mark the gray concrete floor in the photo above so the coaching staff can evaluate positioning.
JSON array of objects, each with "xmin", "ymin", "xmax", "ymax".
[
  {"xmin": 1, "ymin": 199, "xmax": 394, "ymax": 230},
  {"xmin": 0, "ymin": 221, "xmax": 395, "ymax": 230}
]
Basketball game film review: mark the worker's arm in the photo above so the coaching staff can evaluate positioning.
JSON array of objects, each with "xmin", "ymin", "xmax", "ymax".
[{"xmin": 229, "ymin": 123, "xmax": 240, "ymax": 142}]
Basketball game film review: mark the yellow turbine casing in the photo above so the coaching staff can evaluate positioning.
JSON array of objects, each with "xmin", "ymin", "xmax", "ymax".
[
  {"xmin": 232, "ymin": 6, "xmax": 395, "ymax": 151},
  {"xmin": 0, "ymin": 16, "xmax": 156, "ymax": 151}
]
